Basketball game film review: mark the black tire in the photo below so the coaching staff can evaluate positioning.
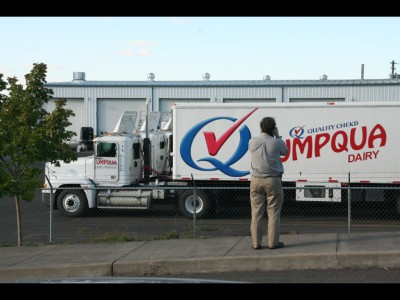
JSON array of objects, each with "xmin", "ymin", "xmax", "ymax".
[
  {"xmin": 57, "ymin": 189, "xmax": 88, "ymax": 217},
  {"xmin": 178, "ymin": 190, "xmax": 211, "ymax": 219}
]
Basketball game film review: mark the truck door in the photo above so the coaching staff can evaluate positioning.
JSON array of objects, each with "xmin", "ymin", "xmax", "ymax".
[
  {"xmin": 131, "ymin": 140, "xmax": 143, "ymax": 181},
  {"xmin": 94, "ymin": 142, "xmax": 119, "ymax": 182}
]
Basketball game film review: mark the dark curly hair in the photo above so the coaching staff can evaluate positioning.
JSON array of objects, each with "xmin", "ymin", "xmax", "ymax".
[{"xmin": 260, "ymin": 117, "xmax": 276, "ymax": 136}]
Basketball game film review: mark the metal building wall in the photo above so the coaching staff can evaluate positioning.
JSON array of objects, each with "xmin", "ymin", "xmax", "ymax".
[
  {"xmin": 48, "ymin": 82, "xmax": 400, "ymax": 138},
  {"xmin": 153, "ymin": 86, "xmax": 282, "ymax": 106},
  {"xmin": 284, "ymin": 85, "xmax": 400, "ymax": 102},
  {"xmin": 50, "ymin": 84, "xmax": 400, "ymax": 105},
  {"xmin": 51, "ymin": 86, "xmax": 153, "ymax": 134},
  {"xmin": 51, "ymin": 86, "xmax": 151, "ymax": 99}
]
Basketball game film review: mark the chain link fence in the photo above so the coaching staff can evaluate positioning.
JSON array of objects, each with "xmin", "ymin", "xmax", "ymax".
[{"xmin": 1, "ymin": 183, "xmax": 399, "ymax": 247}]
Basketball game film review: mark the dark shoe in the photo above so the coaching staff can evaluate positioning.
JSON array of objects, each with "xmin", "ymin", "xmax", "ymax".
[
  {"xmin": 268, "ymin": 242, "xmax": 284, "ymax": 250},
  {"xmin": 252, "ymin": 245, "xmax": 261, "ymax": 250}
]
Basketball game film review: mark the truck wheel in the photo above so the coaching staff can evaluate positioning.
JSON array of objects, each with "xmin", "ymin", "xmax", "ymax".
[
  {"xmin": 57, "ymin": 189, "xmax": 88, "ymax": 217},
  {"xmin": 178, "ymin": 190, "xmax": 211, "ymax": 219}
]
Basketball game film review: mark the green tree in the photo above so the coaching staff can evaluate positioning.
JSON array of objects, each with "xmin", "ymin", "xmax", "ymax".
[{"xmin": 0, "ymin": 63, "xmax": 77, "ymax": 247}]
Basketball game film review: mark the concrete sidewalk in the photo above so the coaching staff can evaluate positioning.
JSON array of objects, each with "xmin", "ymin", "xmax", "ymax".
[{"xmin": 1, "ymin": 231, "xmax": 400, "ymax": 282}]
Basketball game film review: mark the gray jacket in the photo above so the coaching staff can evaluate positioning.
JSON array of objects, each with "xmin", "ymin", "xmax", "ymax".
[{"xmin": 248, "ymin": 133, "xmax": 289, "ymax": 177}]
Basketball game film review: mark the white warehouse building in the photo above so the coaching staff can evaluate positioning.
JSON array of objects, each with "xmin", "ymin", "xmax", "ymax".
[{"xmin": 44, "ymin": 72, "xmax": 400, "ymax": 144}]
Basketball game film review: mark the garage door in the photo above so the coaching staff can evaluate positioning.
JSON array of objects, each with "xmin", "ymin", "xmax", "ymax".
[
  {"xmin": 42, "ymin": 98, "xmax": 84, "ymax": 144},
  {"xmin": 97, "ymin": 98, "xmax": 146, "ymax": 135},
  {"xmin": 159, "ymin": 98, "xmax": 210, "ymax": 114},
  {"xmin": 223, "ymin": 98, "xmax": 276, "ymax": 103},
  {"xmin": 289, "ymin": 98, "xmax": 345, "ymax": 103}
]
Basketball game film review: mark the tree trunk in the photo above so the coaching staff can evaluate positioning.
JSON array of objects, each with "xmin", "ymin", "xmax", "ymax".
[{"xmin": 15, "ymin": 196, "xmax": 22, "ymax": 247}]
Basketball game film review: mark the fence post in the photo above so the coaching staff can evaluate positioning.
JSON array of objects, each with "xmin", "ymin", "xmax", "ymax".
[
  {"xmin": 347, "ymin": 172, "xmax": 351, "ymax": 234},
  {"xmin": 191, "ymin": 174, "xmax": 197, "ymax": 238},
  {"xmin": 45, "ymin": 175, "xmax": 53, "ymax": 244}
]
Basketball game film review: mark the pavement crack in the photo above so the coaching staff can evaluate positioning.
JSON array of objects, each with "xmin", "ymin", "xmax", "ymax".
[
  {"xmin": 111, "ymin": 240, "xmax": 150, "ymax": 276},
  {"xmin": 224, "ymin": 237, "xmax": 243, "ymax": 256},
  {"xmin": 9, "ymin": 245, "xmax": 59, "ymax": 267}
]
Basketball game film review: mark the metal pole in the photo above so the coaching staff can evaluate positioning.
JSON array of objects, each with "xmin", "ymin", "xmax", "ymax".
[
  {"xmin": 45, "ymin": 175, "xmax": 53, "ymax": 244},
  {"xmin": 144, "ymin": 98, "xmax": 152, "ymax": 179},
  {"xmin": 145, "ymin": 98, "xmax": 150, "ymax": 139},
  {"xmin": 49, "ymin": 188, "xmax": 53, "ymax": 244},
  {"xmin": 347, "ymin": 172, "xmax": 351, "ymax": 234},
  {"xmin": 191, "ymin": 174, "xmax": 196, "ymax": 238}
]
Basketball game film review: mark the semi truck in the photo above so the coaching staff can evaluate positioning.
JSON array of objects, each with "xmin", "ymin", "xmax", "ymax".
[{"xmin": 42, "ymin": 102, "xmax": 400, "ymax": 218}]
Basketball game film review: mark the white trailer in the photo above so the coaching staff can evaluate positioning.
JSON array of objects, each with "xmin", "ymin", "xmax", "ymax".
[
  {"xmin": 42, "ymin": 102, "xmax": 400, "ymax": 218},
  {"xmin": 172, "ymin": 102, "xmax": 400, "ymax": 214}
]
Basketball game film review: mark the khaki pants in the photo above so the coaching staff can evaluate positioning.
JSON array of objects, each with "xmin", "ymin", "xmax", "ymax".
[{"xmin": 250, "ymin": 176, "xmax": 283, "ymax": 248}]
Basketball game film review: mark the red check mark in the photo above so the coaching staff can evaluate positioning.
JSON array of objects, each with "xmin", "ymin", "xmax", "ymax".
[
  {"xmin": 295, "ymin": 125, "xmax": 305, "ymax": 135},
  {"xmin": 203, "ymin": 108, "xmax": 258, "ymax": 156}
]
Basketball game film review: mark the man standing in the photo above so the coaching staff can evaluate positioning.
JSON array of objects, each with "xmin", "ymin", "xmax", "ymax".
[{"xmin": 248, "ymin": 117, "xmax": 288, "ymax": 250}]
